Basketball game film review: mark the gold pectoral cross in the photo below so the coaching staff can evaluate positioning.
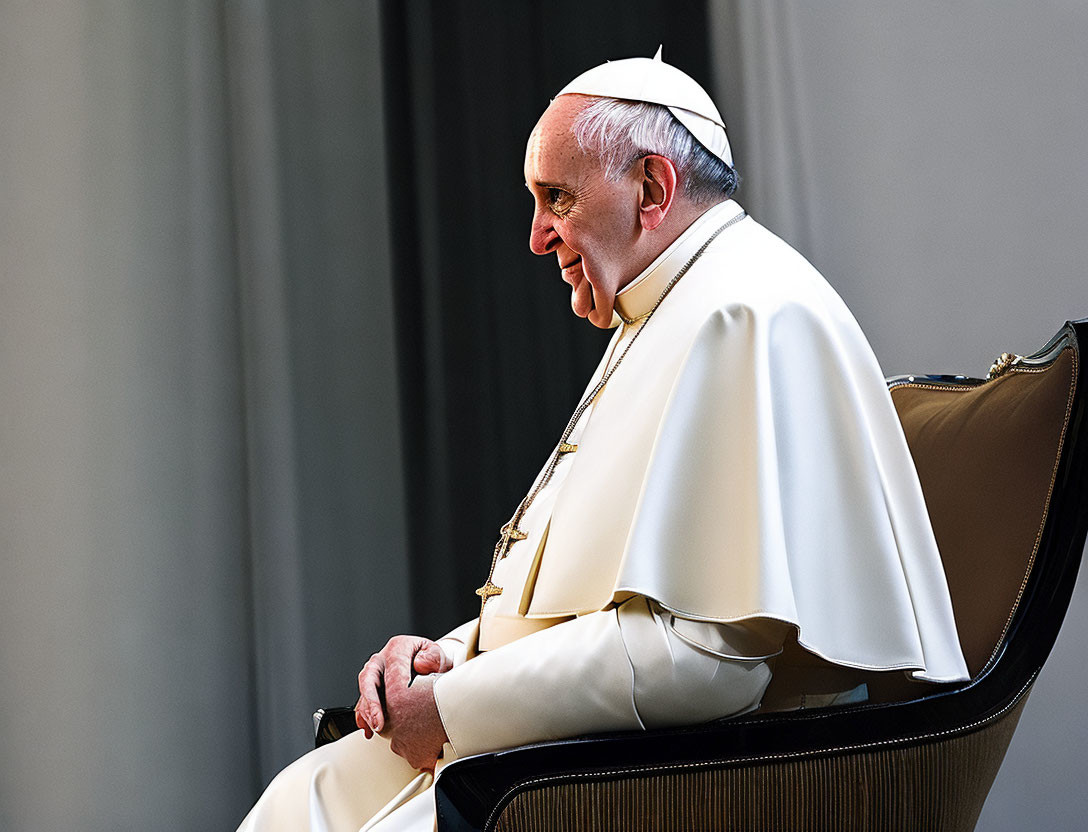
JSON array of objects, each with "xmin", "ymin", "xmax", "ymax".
[
  {"xmin": 474, "ymin": 520, "xmax": 528, "ymax": 606},
  {"xmin": 475, "ymin": 581, "xmax": 503, "ymax": 601},
  {"xmin": 495, "ymin": 520, "xmax": 526, "ymax": 560}
]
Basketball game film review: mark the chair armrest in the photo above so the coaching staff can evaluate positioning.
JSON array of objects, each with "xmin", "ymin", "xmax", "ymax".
[
  {"xmin": 313, "ymin": 706, "xmax": 360, "ymax": 748},
  {"xmin": 434, "ymin": 679, "xmax": 994, "ymax": 832}
]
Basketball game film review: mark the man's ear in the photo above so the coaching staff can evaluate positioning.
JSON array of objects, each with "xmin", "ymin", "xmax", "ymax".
[{"xmin": 638, "ymin": 155, "xmax": 679, "ymax": 231}]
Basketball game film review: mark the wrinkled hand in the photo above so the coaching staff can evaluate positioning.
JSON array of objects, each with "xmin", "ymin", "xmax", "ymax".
[
  {"xmin": 382, "ymin": 674, "xmax": 448, "ymax": 772},
  {"xmin": 355, "ymin": 635, "xmax": 452, "ymax": 772}
]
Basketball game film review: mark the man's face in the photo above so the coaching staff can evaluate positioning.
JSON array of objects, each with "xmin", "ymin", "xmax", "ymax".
[{"xmin": 524, "ymin": 95, "xmax": 641, "ymax": 328}]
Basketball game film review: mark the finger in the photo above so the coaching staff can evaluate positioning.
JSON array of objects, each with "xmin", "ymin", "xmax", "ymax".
[
  {"xmin": 358, "ymin": 714, "xmax": 373, "ymax": 740},
  {"xmin": 354, "ymin": 697, "xmax": 374, "ymax": 738},
  {"xmin": 412, "ymin": 643, "xmax": 451, "ymax": 675},
  {"xmin": 384, "ymin": 643, "xmax": 414, "ymax": 692},
  {"xmin": 358, "ymin": 655, "xmax": 387, "ymax": 733}
]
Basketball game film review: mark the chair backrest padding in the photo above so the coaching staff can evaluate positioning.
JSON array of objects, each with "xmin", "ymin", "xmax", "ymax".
[{"xmin": 889, "ymin": 348, "xmax": 1077, "ymax": 677}]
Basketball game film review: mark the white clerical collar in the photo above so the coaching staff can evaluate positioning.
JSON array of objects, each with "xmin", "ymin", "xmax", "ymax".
[{"xmin": 612, "ymin": 198, "xmax": 746, "ymax": 326}]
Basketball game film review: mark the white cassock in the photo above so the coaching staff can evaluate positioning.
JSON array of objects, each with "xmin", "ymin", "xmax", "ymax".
[{"xmin": 236, "ymin": 198, "xmax": 970, "ymax": 832}]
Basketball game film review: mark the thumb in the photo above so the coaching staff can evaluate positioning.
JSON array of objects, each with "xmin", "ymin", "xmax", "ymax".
[{"xmin": 413, "ymin": 642, "xmax": 452, "ymax": 675}]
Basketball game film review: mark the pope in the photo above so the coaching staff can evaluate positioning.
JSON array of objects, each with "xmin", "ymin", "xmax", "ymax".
[{"xmin": 236, "ymin": 49, "xmax": 970, "ymax": 832}]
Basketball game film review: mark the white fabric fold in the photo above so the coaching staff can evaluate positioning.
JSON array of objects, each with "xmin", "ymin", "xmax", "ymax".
[
  {"xmin": 524, "ymin": 200, "xmax": 970, "ymax": 684},
  {"xmin": 433, "ymin": 596, "xmax": 774, "ymax": 758},
  {"xmin": 237, "ymin": 600, "xmax": 777, "ymax": 831},
  {"xmin": 434, "ymin": 606, "xmax": 639, "ymax": 758},
  {"xmin": 435, "ymin": 618, "xmax": 478, "ymax": 668},
  {"xmin": 617, "ymin": 597, "xmax": 774, "ymax": 728}
]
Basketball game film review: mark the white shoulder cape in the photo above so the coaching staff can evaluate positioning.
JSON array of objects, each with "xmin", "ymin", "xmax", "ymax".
[{"xmin": 524, "ymin": 205, "xmax": 970, "ymax": 683}]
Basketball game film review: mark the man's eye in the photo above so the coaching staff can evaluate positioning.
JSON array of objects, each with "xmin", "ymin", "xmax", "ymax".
[{"xmin": 548, "ymin": 188, "xmax": 573, "ymax": 214}]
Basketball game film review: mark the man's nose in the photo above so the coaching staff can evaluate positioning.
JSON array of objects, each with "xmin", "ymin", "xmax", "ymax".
[{"xmin": 529, "ymin": 210, "xmax": 560, "ymax": 256}]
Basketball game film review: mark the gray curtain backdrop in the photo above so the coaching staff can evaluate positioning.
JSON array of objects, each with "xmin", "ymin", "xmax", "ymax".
[
  {"xmin": 0, "ymin": 1, "xmax": 409, "ymax": 828},
  {"xmin": 1, "ymin": 1, "xmax": 1085, "ymax": 830},
  {"xmin": 708, "ymin": 3, "xmax": 1088, "ymax": 830}
]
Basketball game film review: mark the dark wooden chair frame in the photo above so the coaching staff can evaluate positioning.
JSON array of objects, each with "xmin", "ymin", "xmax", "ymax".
[{"xmin": 432, "ymin": 318, "xmax": 1088, "ymax": 832}]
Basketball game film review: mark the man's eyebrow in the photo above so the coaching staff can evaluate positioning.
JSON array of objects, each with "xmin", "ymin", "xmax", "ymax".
[{"xmin": 530, "ymin": 180, "xmax": 571, "ymax": 190}]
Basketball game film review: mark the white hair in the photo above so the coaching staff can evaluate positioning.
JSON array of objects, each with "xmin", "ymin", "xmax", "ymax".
[{"xmin": 570, "ymin": 97, "xmax": 739, "ymax": 205}]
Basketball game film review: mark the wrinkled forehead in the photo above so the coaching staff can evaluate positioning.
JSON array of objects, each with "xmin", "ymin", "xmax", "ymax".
[{"xmin": 523, "ymin": 95, "xmax": 593, "ymax": 184}]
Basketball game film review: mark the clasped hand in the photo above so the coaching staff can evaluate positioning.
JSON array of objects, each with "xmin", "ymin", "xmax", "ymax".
[{"xmin": 355, "ymin": 635, "xmax": 452, "ymax": 773}]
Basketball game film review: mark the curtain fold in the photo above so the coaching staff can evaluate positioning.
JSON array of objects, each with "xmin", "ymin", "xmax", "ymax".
[
  {"xmin": 0, "ymin": 0, "xmax": 411, "ymax": 825},
  {"xmin": 223, "ymin": 0, "xmax": 414, "ymax": 785},
  {"xmin": 0, "ymin": 2, "xmax": 260, "ymax": 827}
]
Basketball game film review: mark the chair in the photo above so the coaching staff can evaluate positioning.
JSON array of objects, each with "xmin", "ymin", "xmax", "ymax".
[{"xmin": 432, "ymin": 317, "xmax": 1088, "ymax": 832}]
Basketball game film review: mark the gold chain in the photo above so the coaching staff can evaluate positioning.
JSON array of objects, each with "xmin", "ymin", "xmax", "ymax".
[{"xmin": 476, "ymin": 211, "xmax": 748, "ymax": 609}]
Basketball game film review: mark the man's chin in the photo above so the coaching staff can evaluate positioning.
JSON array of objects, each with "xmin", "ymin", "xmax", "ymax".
[
  {"xmin": 571, "ymin": 294, "xmax": 614, "ymax": 329},
  {"xmin": 565, "ymin": 270, "xmax": 613, "ymax": 328},
  {"xmin": 567, "ymin": 273, "xmax": 594, "ymax": 318},
  {"xmin": 585, "ymin": 305, "xmax": 614, "ymax": 329}
]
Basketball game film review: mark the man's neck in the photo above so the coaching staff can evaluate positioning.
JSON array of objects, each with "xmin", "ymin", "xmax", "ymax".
[{"xmin": 618, "ymin": 199, "xmax": 726, "ymax": 294}]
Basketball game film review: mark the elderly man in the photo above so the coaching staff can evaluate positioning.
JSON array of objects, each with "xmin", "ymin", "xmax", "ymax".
[{"xmin": 237, "ymin": 51, "xmax": 969, "ymax": 832}]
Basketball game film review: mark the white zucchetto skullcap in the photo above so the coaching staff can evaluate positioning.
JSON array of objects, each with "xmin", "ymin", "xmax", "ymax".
[{"xmin": 556, "ymin": 46, "xmax": 734, "ymax": 168}]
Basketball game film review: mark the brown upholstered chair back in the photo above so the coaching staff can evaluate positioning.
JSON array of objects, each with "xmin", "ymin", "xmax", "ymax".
[{"xmin": 890, "ymin": 348, "xmax": 1078, "ymax": 676}]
